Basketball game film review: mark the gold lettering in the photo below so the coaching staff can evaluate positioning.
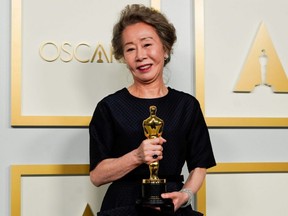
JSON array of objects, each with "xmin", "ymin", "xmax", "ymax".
[
  {"xmin": 110, "ymin": 46, "xmax": 114, "ymax": 63},
  {"xmin": 60, "ymin": 42, "xmax": 73, "ymax": 63},
  {"xmin": 74, "ymin": 42, "xmax": 90, "ymax": 63},
  {"xmin": 91, "ymin": 44, "xmax": 111, "ymax": 63},
  {"xmin": 39, "ymin": 42, "xmax": 116, "ymax": 64},
  {"xmin": 39, "ymin": 41, "xmax": 60, "ymax": 62}
]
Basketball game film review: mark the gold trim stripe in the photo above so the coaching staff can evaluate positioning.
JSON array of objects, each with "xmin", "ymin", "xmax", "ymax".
[
  {"xmin": 206, "ymin": 117, "xmax": 288, "ymax": 127},
  {"xmin": 195, "ymin": 0, "xmax": 205, "ymax": 114},
  {"xmin": 151, "ymin": 0, "xmax": 161, "ymax": 10}
]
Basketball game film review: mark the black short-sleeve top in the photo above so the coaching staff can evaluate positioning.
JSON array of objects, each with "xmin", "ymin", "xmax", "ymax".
[{"xmin": 89, "ymin": 87, "xmax": 216, "ymax": 178}]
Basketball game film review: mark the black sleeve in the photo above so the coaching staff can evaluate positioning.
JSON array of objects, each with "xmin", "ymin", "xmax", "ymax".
[
  {"xmin": 186, "ymin": 99, "xmax": 216, "ymax": 171},
  {"xmin": 89, "ymin": 101, "xmax": 115, "ymax": 171}
]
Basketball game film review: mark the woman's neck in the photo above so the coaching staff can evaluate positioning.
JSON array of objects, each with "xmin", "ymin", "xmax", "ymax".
[{"xmin": 128, "ymin": 83, "xmax": 168, "ymax": 99}]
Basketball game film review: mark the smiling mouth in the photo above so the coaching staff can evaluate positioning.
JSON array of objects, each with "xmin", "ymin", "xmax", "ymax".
[{"xmin": 137, "ymin": 64, "xmax": 152, "ymax": 72}]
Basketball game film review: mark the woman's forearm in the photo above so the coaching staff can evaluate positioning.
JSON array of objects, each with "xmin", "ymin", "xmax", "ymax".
[
  {"xmin": 90, "ymin": 149, "xmax": 142, "ymax": 187},
  {"xmin": 90, "ymin": 137, "xmax": 166, "ymax": 186},
  {"xmin": 183, "ymin": 167, "xmax": 207, "ymax": 194}
]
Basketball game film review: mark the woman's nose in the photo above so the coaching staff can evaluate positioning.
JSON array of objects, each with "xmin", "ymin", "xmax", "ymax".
[{"xmin": 136, "ymin": 47, "xmax": 146, "ymax": 61}]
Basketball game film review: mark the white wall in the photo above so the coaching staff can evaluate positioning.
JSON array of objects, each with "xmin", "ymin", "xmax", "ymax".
[{"xmin": 1, "ymin": 0, "xmax": 287, "ymax": 216}]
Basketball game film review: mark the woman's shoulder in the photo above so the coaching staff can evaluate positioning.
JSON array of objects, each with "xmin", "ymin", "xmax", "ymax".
[
  {"xmin": 102, "ymin": 88, "xmax": 127, "ymax": 100},
  {"xmin": 168, "ymin": 87, "xmax": 199, "ymax": 104},
  {"xmin": 91, "ymin": 88, "xmax": 129, "ymax": 118},
  {"xmin": 92, "ymin": 88, "xmax": 128, "ymax": 112}
]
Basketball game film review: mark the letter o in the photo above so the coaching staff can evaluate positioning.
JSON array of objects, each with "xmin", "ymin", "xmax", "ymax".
[{"xmin": 39, "ymin": 41, "xmax": 60, "ymax": 62}]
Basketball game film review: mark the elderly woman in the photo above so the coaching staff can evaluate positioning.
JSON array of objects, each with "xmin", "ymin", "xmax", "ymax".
[{"xmin": 89, "ymin": 4, "xmax": 216, "ymax": 216}]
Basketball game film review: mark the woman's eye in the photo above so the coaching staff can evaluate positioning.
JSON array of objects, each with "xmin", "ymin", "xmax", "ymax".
[
  {"xmin": 144, "ymin": 43, "xmax": 151, "ymax": 47},
  {"xmin": 126, "ymin": 48, "xmax": 135, "ymax": 52}
]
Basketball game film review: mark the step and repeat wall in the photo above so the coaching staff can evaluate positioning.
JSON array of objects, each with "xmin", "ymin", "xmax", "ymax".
[{"xmin": 9, "ymin": 0, "xmax": 288, "ymax": 216}]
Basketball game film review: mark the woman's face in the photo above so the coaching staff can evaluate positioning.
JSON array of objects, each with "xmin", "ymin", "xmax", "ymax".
[{"xmin": 122, "ymin": 22, "xmax": 167, "ymax": 85}]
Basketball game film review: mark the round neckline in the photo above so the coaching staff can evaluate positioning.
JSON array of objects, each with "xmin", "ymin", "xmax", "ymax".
[{"xmin": 124, "ymin": 87, "xmax": 171, "ymax": 100}]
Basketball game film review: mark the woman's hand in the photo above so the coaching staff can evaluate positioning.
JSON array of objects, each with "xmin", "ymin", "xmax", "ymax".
[
  {"xmin": 161, "ymin": 191, "xmax": 189, "ymax": 211},
  {"xmin": 160, "ymin": 168, "xmax": 207, "ymax": 211},
  {"xmin": 136, "ymin": 137, "xmax": 166, "ymax": 165},
  {"xmin": 90, "ymin": 137, "xmax": 167, "ymax": 187}
]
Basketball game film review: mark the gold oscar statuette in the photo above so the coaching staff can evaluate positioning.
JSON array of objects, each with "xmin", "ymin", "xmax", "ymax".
[{"xmin": 137, "ymin": 105, "xmax": 174, "ymax": 213}]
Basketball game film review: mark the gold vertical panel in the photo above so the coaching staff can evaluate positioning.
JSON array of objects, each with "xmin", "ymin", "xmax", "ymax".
[
  {"xmin": 11, "ymin": 0, "xmax": 23, "ymax": 126},
  {"xmin": 151, "ymin": 0, "xmax": 161, "ymax": 10},
  {"xmin": 196, "ymin": 180, "xmax": 206, "ymax": 214},
  {"xmin": 196, "ymin": 163, "xmax": 288, "ymax": 215},
  {"xmin": 195, "ymin": 0, "xmax": 205, "ymax": 115}
]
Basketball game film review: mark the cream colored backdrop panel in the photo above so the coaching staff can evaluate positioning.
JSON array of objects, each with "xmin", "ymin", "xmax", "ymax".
[
  {"xmin": 22, "ymin": 176, "xmax": 108, "ymax": 216},
  {"xmin": 203, "ymin": 0, "xmax": 288, "ymax": 117},
  {"xmin": 206, "ymin": 173, "xmax": 288, "ymax": 216},
  {"xmin": 21, "ymin": 0, "xmax": 151, "ymax": 116}
]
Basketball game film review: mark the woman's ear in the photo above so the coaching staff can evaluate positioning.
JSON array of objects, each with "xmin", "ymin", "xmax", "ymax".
[{"xmin": 164, "ymin": 53, "xmax": 169, "ymax": 60}]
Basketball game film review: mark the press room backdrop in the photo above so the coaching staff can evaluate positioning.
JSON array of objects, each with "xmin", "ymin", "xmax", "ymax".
[{"xmin": 1, "ymin": 0, "xmax": 288, "ymax": 216}]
